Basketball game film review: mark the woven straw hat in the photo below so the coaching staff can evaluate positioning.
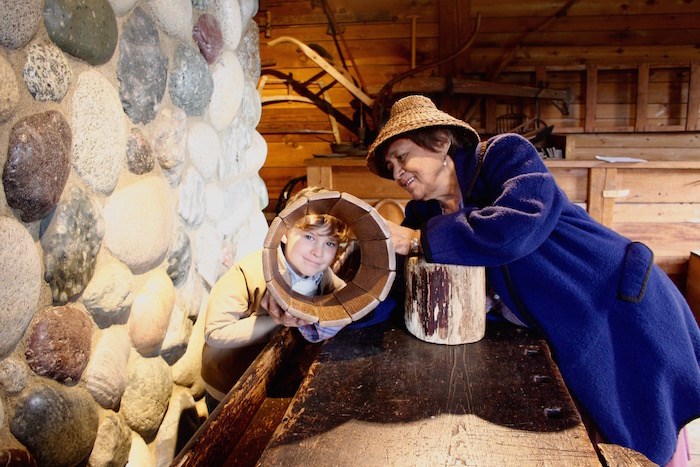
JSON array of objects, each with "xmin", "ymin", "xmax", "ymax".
[{"xmin": 366, "ymin": 95, "xmax": 480, "ymax": 179}]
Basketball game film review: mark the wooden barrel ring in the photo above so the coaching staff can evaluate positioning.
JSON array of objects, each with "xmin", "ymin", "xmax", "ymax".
[{"xmin": 262, "ymin": 191, "xmax": 395, "ymax": 326}]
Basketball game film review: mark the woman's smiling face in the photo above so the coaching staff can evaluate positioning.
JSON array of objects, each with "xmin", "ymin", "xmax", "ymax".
[{"xmin": 384, "ymin": 136, "xmax": 450, "ymax": 201}]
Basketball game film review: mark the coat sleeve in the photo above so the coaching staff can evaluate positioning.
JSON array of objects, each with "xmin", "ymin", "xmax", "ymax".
[
  {"xmin": 204, "ymin": 250, "xmax": 279, "ymax": 348},
  {"xmin": 422, "ymin": 134, "xmax": 565, "ymax": 266}
]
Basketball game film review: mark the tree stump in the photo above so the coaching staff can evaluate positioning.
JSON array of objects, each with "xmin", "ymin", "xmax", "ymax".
[{"xmin": 405, "ymin": 257, "xmax": 486, "ymax": 345}]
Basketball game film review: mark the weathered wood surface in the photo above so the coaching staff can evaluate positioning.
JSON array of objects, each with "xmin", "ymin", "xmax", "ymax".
[
  {"xmin": 597, "ymin": 443, "xmax": 655, "ymax": 467},
  {"xmin": 257, "ymin": 321, "xmax": 602, "ymax": 466},
  {"xmin": 687, "ymin": 251, "xmax": 700, "ymax": 324},
  {"xmin": 172, "ymin": 328, "xmax": 315, "ymax": 467},
  {"xmin": 405, "ymin": 256, "xmax": 486, "ymax": 345}
]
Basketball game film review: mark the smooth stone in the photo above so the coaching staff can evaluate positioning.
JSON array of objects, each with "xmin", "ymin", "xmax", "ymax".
[
  {"xmin": 239, "ymin": 72, "xmax": 262, "ymax": 128},
  {"xmin": 240, "ymin": 0, "xmax": 258, "ymax": 24},
  {"xmin": 149, "ymin": 107, "xmax": 187, "ymax": 178},
  {"xmin": 128, "ymin": 269, "xmax": 176, "ymax": 357},
  {"xmin": 118, "ymin": 7, "xmax": 168, "ymax": 125},
  {"xmin": 175, "ymin": 268, "xmax": 207, "ymax": 320},
  {"xmin": 237, "ymin": 19, "xmax": 261, "ymax": 82},
  {"xmin": 40, "ymin": 185, "xmax": 104, "ymax": 304},
  {"xmin": 43, "ymin": 0, "xmax": 118, "ymax": 65},
  {"xmin": 126, "ymin": 127, "xmax": 155, "ymax": 175},
  {"xmin": 153, "ymin": 386, "xmax": 196, "ymax": 465},
  {"xmin": 3, "ymin": 110, "xmax": 71, "ymax": 222},
  {"xmin": 72, "ymin": 69, "xmax": 126, "ymax": 194},
  {"xmin": 107, "ymin": 0, "xmax": 138, "ymax": 16},
  {"xmin": 25, "ymin": 304, "xmax": 93, "ymax": 382},
  {"xmin": 194, "ymin": 223, "xmax": 223, "ymax": 287},
  {"xmin": 250, "ymin": 173, "xmax": 269, "ymax": 211},
  {"xmin": 160, "ymin": 299, "xmax": 191, "ymax": 365},
  {"xmin": 23, "ymin": 42, "xmax": 72, "ymax": 102},
  {"xmin": 84, "ymin": 326, "xmax": 130, "ymax": 409},
  {"xmin": 187, "ymin": 122, "xmax": 220, "ymax": 179},
  {"xmin": 209, "ymin": 51, "xmax": 244, "ymax": 132},
  {"xmin": 171, "ymin": 302, "xmax": 206, "ymax": 394},
  {"xmin": 193, "ymin": 13, "xmax": 223, "ymax": 64},
  {"xmin": 191, "ymin": 0, "xmax": 212, "ymax": 11},
  {"xmin": 214, "ymin": 0, "xmax": 242, "ymax": 51},
  {"xmin": 177, "ymin": 167, "xmax": 205, "ymax": 227},
  {"xmin": 243, "ymin": 130, "xmax": 267, "ymax": 176},
  {"xmin": 215, "ymin": 179, "xmax": 254, "ymax": 237},
  {"xmin": 169, "ymin": 44, "xmax": 213, "ymax": 116},
  {"xmin": 204, "ymin": 183, "xmax": 225, "ymax": 221},
  {"xmin": 103, "ymin": 176, "xmax": 174, "ymax": 274},
  {"xmin": 82, "ymin": 260, "xmax": 134, "ymax": 328},
  {"xmin": 0, "ymin": 0, "xmax": 42, "ymax": 49},
  {"xmin": 87, "ymin": 411, "xmax": 132, "ymax": 467},
  {"xmin": 238, "ymin": 71, "xmax": 262, "ymax": 128},
  {"xmin": 0, "ymin": 357, "xmax": 28, "ymax": 394},
  {"xmin": 166, "ymin": 225, "xmax": 192, "ymax": 287},
  {"xmin": 127, "ymin": 432, "xmax": 156, "ymax": 467},
  {"xmin": 145, "ymin": 0, "xmax": 192, "ymax": 40},
  {"xmin": 219, "ymin": 116, "xmax": 251, "ymax": 182},
  {"xmin": 10, "ymin": 382, "xmax": 98, "ymax": 467},
  {"xmin": 120, "ymin": 353, "xmax": 172, "ymax": 441},
  {"xmin": 0, "ymin": 52, "xmax": 20, "ymax": 122},
  {"xmin": 0, "ymin": 217, "xmax": 41, "ymax": 359},
  {"xmin": 229, "ymin": 209, "xmax": 267, "ymax": 266}
]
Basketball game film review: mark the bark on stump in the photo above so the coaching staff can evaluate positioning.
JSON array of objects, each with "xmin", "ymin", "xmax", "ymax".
[{"xmin": 405, "ymin": 257, "xmax": 486, "ymax": 345}]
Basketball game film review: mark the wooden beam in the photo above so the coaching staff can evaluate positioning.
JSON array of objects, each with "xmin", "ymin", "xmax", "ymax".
[
  {"xmin": 390, "ymin": 77, "xmax": 571, "ymax": 101},
  {"xmin": 585, "ymin": 64, "xmax": 598, "ymax": 132},
  {"xmin": 635, "ymin": 63, "xmax": 649, "ymax": 132},
  {"xmin": 687, "ymin": 61, "xmax": 700, "ymax": 131}
]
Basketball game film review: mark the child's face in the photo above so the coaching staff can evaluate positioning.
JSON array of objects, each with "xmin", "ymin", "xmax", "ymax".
[{"xmin": 283, "ymin": 226, "xmax": 339, "ymax": 277}]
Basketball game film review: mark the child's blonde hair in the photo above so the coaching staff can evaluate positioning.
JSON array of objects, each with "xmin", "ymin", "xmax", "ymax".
[{"xmin": 287, "ymin": 186, "xmax": 351, "ymax": 244}]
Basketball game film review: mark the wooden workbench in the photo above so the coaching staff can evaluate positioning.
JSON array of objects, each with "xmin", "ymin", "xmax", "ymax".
[{"xmin": 256, "ymin": 320, "xmax": 601, "ymax": 465}]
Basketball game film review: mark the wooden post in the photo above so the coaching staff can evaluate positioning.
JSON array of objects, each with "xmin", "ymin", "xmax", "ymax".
[{"xmin": 405, "ymin": 257, "xmax": 485, "ymax": 345}]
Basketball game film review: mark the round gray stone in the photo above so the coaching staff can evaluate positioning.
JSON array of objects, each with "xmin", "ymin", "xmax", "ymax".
[
  {"xmin": 23, "ymin": 42, "xmax": 72, "ymax": 102},
  {"xmin": 10, "ymin": 382, "xmax": 98, "ymax": 467},
  {"xmin": 0, "ymin": 52, "xmax": 20, "ymax": 123},
  {"xmin": 87, "ymin": 411, "xmax": 132, "ymax": 467},
  {"xmin": 121, "ymin": 355, "xmax": 172, "ymax": 440},
  {"xmin": 40, "ymin": 185, "xmax": 104, "ymax": 304},
  {"xmin": 3, "ymin": 110, "xmax": 72, "ymax": 222},
  {"xmin": 166, "ymin": 225, "xmax": 192, "ymax": 287},
  {"xmin": 169, "ymin": 43, "xmax": 213, "ymax": 116},
  {"xmin": 0, "ymin": 217, "xmax": 42, "ymax": 359},
  {"xmin": 0, "ymin": 0, "xmax": 42, "ymax": 49},
  {"xmin": 237, "ymin": 19, "xmax": 261, "ymax": 82},
  {"xmin": 118, "ymin": 7, "xmax": 168, "ymax": 125},
  {"xmin": 43, "ymin": 0, "xmax": 118, "ymax": 65}
]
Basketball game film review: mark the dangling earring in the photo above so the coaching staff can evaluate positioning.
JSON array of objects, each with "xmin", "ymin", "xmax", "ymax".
[{"xmin": 442, "ymin": 155, "xmax": 448, "ymax": 167}]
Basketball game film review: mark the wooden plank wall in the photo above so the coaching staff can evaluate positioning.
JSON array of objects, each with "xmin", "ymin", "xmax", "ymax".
[{"xmin": 254, "ymin": 0, "xmax": 700, "ymax": 215}]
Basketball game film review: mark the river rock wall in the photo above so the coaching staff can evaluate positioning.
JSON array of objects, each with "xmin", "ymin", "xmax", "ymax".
[{"xmin": 0, "ymin": 0, "xmax": 265, "ymax": 465}]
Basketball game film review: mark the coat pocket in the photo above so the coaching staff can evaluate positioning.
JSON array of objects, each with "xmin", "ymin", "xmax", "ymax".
[{"xmin": 617, "ymin": 241, "xmax": 654, "ymax": 303}]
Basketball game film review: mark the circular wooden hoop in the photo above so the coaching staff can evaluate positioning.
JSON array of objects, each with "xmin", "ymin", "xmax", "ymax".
[{"xmin": 262, "ymin": 191, "xmax": 396, "ymax": 326}]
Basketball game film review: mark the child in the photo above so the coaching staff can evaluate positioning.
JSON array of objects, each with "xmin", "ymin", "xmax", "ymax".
[{"xmin": 201, "ymin": 186, "xmax": 352, "ymax": 406}]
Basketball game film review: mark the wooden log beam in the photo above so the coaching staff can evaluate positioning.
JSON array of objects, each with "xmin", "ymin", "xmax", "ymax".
[{"xmin": 389, "ymin": 76, "xmax": 572, "ymax": 102}]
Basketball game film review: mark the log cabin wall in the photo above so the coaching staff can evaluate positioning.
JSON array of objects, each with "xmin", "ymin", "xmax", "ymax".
[{"xmin": 252, "ymin": 0, "xmax": 700, "ymax": 287}]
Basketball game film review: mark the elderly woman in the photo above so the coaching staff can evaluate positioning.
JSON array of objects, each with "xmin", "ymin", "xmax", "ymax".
[{"xmin": 366, "ymin": 95, "xmax": 700, "ymax": 466}]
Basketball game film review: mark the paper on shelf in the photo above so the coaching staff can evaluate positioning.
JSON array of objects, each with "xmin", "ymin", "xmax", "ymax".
[{"xmin": 595, "ymin": 155, "xmax": 648, "ymax": 163}]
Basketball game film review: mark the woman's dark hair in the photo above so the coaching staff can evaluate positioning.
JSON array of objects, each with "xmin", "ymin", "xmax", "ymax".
[{"xmin": 379, "ymin": 126, "xmax": 463, "ymax": 159}]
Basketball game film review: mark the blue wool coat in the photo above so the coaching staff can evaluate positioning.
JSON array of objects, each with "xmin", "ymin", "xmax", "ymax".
[{"xmin": 401, "ymin": 133, "xmax": 700, "ymax": 465}]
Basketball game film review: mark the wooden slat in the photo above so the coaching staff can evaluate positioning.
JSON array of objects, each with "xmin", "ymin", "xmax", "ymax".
[
  {"xmin": 635, "ymin": 63, "xmax": 649, "ymax": 131},
  {"xmin": 585, "ymin": 64, "xmax": 598, "ymax": 132},
  {"xmin": 687, "ymin": 61, "xmax": 700, "ymax": 131}
]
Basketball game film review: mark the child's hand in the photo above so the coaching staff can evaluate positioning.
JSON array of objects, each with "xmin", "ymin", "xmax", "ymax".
[{"xmin": 262, "ymin": 291, "xmax": 310, "ymax": 327}]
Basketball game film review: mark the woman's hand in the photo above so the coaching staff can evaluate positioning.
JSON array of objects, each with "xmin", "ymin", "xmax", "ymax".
[
  {"xmin": 384, "ymin": 218, "xmax": 420, "ymax": 256},
  {"xmin": 262, "ymin": 291, "xmax": 310, "ymax": 327}
]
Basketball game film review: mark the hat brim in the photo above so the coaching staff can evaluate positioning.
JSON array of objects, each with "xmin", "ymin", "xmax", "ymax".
[{"xmin": 366, "ymin": 96, "xmax": 480, "ymax": 179}]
